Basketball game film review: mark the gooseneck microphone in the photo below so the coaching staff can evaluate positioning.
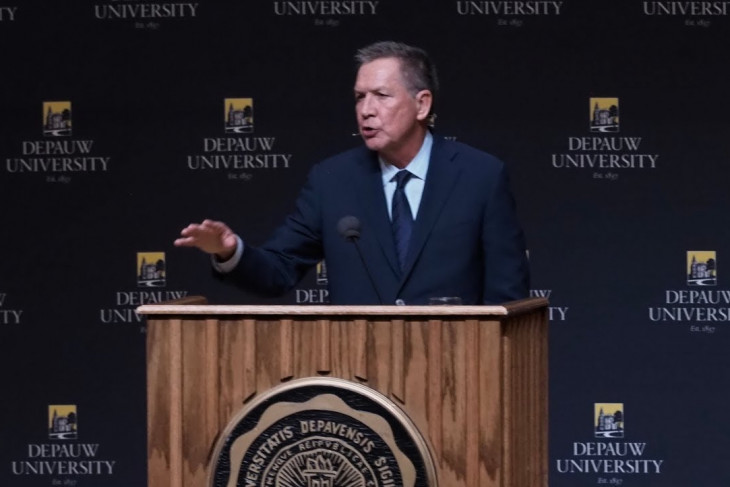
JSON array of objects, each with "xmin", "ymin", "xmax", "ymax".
[{"xmin": 337, "ymin": 216, "xmax": 383, "ymax": 305}]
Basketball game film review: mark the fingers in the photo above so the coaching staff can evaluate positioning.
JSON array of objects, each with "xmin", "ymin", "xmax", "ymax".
[
  {"xmin": 201, "ymin": 219, "xmax": 232, "ymax": 234},
  {"xmin": 179, "ymin": 221, "xmax": 222, "ymax": 236},
  {"xmin": 174, "ymin": 220, "xmax": 236, "ymax": 256},
  {"xmin": 178, "ymin": 224, "xmax": 196, "ymax": 237},
  {"xmin": 173, "ymin": 235, "xmax": 195, "ymax": 247}
]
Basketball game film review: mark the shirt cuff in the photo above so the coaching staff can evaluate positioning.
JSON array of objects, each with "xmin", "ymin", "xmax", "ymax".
[{"xmin": 211, "ymin": 235, "xmax": 244, "ymax": 273}]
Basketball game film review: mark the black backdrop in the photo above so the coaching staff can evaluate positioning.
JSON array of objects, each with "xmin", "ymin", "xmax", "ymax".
[{"xmin": 2, "ymin": 1, "xmax": 729, "ymax": 485}]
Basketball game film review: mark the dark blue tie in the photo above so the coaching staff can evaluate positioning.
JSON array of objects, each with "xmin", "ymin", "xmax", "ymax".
[{"xmin": 391, "ymin": 170, "xmax": 414, "ymax": 273}]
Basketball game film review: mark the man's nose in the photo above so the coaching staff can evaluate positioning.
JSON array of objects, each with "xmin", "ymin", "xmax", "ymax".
[{"xmin": 359, "ymin": 94, "xmax": 375, "ymax": 117}]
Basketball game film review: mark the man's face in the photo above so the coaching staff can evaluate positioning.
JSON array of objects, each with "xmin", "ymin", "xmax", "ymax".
[{"xmin": 354, "ymin": 57, "xmax": 431, "ymax": 165}]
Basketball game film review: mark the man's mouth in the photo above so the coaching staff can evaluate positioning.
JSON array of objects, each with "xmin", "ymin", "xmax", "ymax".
[{"xmin": 361, "ymin": 126, "xmax": 377, "ymax": 137}]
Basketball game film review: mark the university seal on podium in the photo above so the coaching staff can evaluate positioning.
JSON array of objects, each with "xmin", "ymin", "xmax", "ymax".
[{"xmin": 209, "ymin": 377, "xmax": 437, "ymax": 487}]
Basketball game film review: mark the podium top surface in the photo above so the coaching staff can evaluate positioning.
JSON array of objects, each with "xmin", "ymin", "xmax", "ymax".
[{"xmin": 137, "ymin": 297, "xmax": 548, "ymax": 318}]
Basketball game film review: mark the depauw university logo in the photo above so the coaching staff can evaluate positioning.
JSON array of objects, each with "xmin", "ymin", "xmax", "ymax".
[
  {"xmin": 316, "ymin": 260, "xmax": 328, "ymax": 285},
  {"xmin": 137, "ymin": 252, "xmax": 166, "ymax": 288},
  {"xmin": 225, "ymin": 98, "xmax": 254, "ymax": 134},
  {"xmin": 43, "ymin": 101, "xmax": 72, "ymax": 137},
  {"xmin": 687, "ymin": 250, "xmax": 717, "ymax": 286},
  {"xmin": 49, "ymin": 405, "xmax": 78, "ymax": 440},
  {"xmin": 589, "ymin": 97, "xmax": 619, "ymax": 133},
  {"xmin": 595, "ymin": 403, "xmax": 624, "ymax": 439}
]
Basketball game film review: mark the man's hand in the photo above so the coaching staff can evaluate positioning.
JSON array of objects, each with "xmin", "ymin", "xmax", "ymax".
[{"xmin": 174, "ymin": 219, "xmax": 237, "ymax": 261}]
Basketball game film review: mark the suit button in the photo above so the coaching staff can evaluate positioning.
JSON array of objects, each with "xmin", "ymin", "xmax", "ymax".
[{"xmin": 395, "ymin": 299, "xmax": 406, "ymax": 306}]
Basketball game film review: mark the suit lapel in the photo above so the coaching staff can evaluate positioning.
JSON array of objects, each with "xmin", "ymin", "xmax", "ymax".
[
  {"xmin": 350, "ymin": 138, "xmax": 462, "ymax": 288},
  {"xmin": 353, "ymin": 149, "xmax": 401, "ymax": 276},
  {"xmin": 400, "ymin": 137, "xmax": 461, "ymax": 282}
]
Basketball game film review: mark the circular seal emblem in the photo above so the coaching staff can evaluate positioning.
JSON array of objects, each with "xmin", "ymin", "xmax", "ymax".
[{"xmin": 209, "ymin": 377, "xmax": 437, "ymax": 487}]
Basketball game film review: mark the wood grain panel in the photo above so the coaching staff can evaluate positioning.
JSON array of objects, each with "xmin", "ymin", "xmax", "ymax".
[
  {"xmin": 403, "ymin": 319, "xmax": 429, "ymax": 431},
  {"xmin": 354, "ymin": 318, "xmax": 368, "ymax": 381},
  {"xmin": 427, "ymin": 319, "xmax": 443, "ymax": 465},
  {"xmin": 440, "ymin": 318, "xmax": 466, "ymax": 487},
  {"xmin": 181, "ymin": 319, "xmax": 217, "ymax": 486},
  {"xmin": 316, "ymin": 318, "xmax": 331, "ymax": 373},
  {"xmin": 146, "ymin": 313, "xmax": 173, "ymax": 487},
  {"xmin": 278, "ymin": 318, "xmax": 293, "ymax": 380},
  {"xmin": 390, "ymin": 318, "xmax": 405, "ymax": 402},
  {"xmin": 464, "ymin": 319, "xmax": 479, "ymax": 487},
  {"xmin": 479, "ymin": 320, "xmax": 502, "ymax": 487}
]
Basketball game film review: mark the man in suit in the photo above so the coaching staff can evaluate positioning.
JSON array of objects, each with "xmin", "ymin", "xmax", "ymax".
[{"xmin": 175, "ymin": 41, "xmax": 529, "ymax": 305}]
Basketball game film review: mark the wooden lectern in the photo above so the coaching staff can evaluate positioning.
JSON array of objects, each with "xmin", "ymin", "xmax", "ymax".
[{"xmin": 138, "ymin": 297, "xmax": 548, "ymax": 487}]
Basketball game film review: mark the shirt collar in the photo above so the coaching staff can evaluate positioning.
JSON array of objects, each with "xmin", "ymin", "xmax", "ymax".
[{"xmin": 379, "ymin": 131, "xmax": 433, "ymax": 184}]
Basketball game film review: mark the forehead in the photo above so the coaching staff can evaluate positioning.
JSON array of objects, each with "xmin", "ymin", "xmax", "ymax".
[{"xmin": 354, "ymin": 57, "xmax": 406, "ymax": 90}]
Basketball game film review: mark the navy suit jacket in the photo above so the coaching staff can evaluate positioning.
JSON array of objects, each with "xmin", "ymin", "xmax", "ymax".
[{"xmin": 222, "ymin": 136, "xmax": 529, "ymax": 305}]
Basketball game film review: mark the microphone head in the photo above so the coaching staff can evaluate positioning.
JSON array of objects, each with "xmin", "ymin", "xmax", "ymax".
[{"xmin": 337, "ymin": 216, "xmax": 361, "ymax": 240}]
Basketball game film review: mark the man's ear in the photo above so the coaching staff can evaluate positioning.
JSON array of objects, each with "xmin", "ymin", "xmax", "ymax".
[{"xmin": 415, "ymin": 90, "xmax": 433, "ymax": 121}]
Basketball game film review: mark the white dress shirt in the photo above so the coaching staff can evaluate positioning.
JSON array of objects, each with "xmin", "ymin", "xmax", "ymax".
[{"xmin": 379, "ymin": 131, "xmax": 432, "ymax": 219}]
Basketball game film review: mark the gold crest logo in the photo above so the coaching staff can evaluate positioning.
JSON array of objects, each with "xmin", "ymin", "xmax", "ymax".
[
  {"xmin": 137, "ymin": 252, "xmax": 166, "ymax": 288},
  {"xmin": 595, "ymin": 403, "xmax": 624, "ymax": 439},
  {"xmin": 316, "ymin": 260, "xmax": 328, "ymax": 285},
  {"xmin": 589, "ymin": 97, "xmax": 619, "ymax": 133},
  {"xmin": 687, "ymin": 251, "xmax": 717, "ymax": 286},
  {"xmin": 225, "ymin": 98, "xmax": 254, "ymax": 134},
  {"xmin": 49, "ymin": 405, "xmax": 78, "ymax": 440},
  {"xmin": 43, "ymin": 101, "xmax": 72, "ymax": 137}
]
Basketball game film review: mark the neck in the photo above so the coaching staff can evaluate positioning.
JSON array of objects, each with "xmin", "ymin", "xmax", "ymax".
[{"xmin": 380, "ymin": 126, "xmax": 428, "ymax": 169}]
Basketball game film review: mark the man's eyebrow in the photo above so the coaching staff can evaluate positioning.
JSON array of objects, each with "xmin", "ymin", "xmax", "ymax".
[{"xmin": 355, "ymin": 85, "xmax": 387, "ymax": 93}]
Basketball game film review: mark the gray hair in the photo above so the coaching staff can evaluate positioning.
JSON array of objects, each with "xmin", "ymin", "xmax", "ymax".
[{"xmin": 355, "ymin": 41, "xmax": 439, "ymax": 117}]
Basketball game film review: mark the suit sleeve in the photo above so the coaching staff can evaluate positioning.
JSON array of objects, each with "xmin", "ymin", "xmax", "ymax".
[
  {"xmin": 217, "ymin": 164, "xmax": 325, "ymax": 297},
  {"xmin": 481, "ymin": 164, "xmax": 530, "ymax": 304}
]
